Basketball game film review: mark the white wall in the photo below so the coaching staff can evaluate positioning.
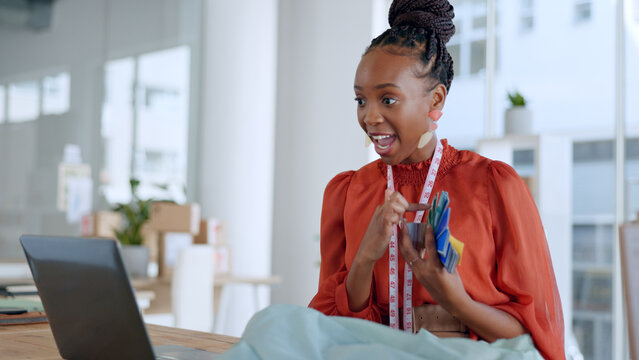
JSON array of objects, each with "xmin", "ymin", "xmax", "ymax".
[
  {"xmin": 198, "ymin": 0, "xmax": 278, "ymax": 336},
  {"xmin": 271, "ymin": 0, "xmax": 372, "ymax": 307}
]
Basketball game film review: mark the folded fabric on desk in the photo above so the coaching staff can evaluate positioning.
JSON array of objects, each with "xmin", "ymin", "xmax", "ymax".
[
  {"xmin": 219, "ymin": 304, "xmax": 543, "ymax": 360},
  {"xmin": 0, "ymin": 283, "xmax": 38, "ymax": 297},
  {"xmin": 0, "ymin": 299, "xmax": 47, "ymax": 325}
]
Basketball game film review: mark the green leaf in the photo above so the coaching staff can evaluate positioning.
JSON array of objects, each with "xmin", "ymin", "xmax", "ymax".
[
  {"xmin": 507, "ymin": 91, "xmax": 526, "ymax": 107},
  {"xmin": 112, "ymin": 178, "xmax": 152, "ymax": 247}
]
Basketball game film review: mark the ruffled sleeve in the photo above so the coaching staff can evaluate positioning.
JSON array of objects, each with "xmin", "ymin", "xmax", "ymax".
[
  {"xmin": 487, "ymin": 161, "xmax": 565, "ymax": 360},
  {"xmin": 308, "ymin": 172, "xmax": 382, "ymax": 322}
]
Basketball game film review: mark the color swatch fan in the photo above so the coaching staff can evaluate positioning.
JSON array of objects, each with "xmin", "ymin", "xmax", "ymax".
[{"xmin": 427, "ymin": 191, "xmax": 461, "ymax": 273}]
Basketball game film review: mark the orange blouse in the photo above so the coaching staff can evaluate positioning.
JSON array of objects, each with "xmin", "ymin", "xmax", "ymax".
[{"xmin": 309, "ymin": 140, "xmax": 565, "ymax": 360}]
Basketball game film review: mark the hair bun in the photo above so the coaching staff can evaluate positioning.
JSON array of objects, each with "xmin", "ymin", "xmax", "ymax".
[{"xmin": 388, "ymin": 0, "xmax": 455, "ymax": 43}]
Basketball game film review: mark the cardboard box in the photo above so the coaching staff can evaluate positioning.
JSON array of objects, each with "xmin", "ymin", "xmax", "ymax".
[
  {"xmin": 193, "ymin": 219, "xmax": 227, "ymax": 246},
  {"xmin": 214, "ymin": 244, "xmax": 231, "ymax": 276},
  {"xmin": 81, "ymin": 211, "xmax": 122, "ymax": 239},
  {"xmin": 141, "ymin": 225, "xmax": 159, "ymax": 263},
  {"xmin": 192, "ymin": 218, "xmax": 230, "ymax": 276},
  {"xmin": 82, "ymin": 212, "xmax": 160, "ymax": 264},
  {"xmin": 157, "ymin": 232, "xmax": 194, "ymax": 278},
  {"xmin": 148, "ymin": 202, "xmax": 201, "ymax": 235}
]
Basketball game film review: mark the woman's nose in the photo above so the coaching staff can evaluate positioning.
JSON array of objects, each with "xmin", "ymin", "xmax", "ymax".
[{"xmin": 363, "ymin": 107, "xmax": 383, "ymax": 125}]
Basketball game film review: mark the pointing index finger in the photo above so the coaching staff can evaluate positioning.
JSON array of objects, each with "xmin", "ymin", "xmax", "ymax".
[{"xmin": 405, "ymin": 203, "xmax": 431, "ymax": 212}]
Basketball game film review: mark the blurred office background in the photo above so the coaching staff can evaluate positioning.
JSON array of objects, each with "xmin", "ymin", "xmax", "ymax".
[{"xmin": 0, "ymin": 0, "xmax": 638, "ymax": 359}]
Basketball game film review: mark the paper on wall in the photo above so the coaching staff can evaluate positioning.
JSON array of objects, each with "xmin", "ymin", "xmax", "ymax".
[
  {"xmin": 66, "ymin": 177, "xmax": 93, "ymax": 224},
  {"xmin": 57, "ymin": 163, "xmax": 91, "ymax": 211}
]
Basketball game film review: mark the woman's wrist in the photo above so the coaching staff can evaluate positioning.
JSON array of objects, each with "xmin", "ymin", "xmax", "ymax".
[
  {"xmin": 444, "ymin": 290, "xmax": 473, "ymax": 320},
  {"xmin": 446, "ymin": 294, "xmax": 526, "ymax": 341},
  {"xmin": 346, "ymin": 252, "xmax": 377, "ymax": 312},
  {"xmin": 353, "ymin": 250, "xmax": 377, "ymax": 271},
  {"xmin": 353, "ymin": 243, "xmax": 378, "ymax": 271}
]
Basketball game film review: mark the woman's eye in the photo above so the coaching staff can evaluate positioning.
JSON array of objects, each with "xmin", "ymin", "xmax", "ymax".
[
  {"xmin": 354, "ymin": 97, "xmax": 366, "ymax": 106},
  {"xmin": 382, "ymin": 97, "xmax": 397, "ymax": 105}
]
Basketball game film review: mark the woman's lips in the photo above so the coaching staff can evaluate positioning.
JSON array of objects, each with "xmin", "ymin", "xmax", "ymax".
[{"xmin": 369, "ymin": 134, "xmax": 396, "ymax": 155}]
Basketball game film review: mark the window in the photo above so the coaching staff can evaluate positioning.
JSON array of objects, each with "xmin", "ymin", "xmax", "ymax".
[
  {"xmin": 520, "ymin": 0, "xmax": 534, "ymax": 32},
  {"xmin": 447, "ymin": 0, "xmax": 495, "ymax": 78},
  {"xmin": 439, "ymin": 0, "xmax": 491, "ymax": 149},
  {"xmin": 134, "ymin": 46, "xmax": 190, "ymax": 203},
  {"xmin": 626, "ymin": 140, "xmax": 639, "ymax": 221},
  {"xmin": 572, "ymin": 139, "xmax": 616, "ymax": 360},
  {"xmin": 470, "ymin": 39, "xmax": 487, "ymax": 74},
  {"xmin": 8, "ymin": 81, "xmax": 39, "ymax": 122},
  {"xmin": 448, "ymin": 43, "xmax": 461, "ymax": 78},
  {"xmin": 0, "ymin": 0, "xmax": 202, "ymax": 263},
  {"xmin": 101, "ymin": 57, "xmax": 135, "ymax": 204},
  {"xmin": 492, "ymin": 0, "xmax": 620, "ymax": 354},
  {"xmin": 454, "ymin": 18, "xmax": 462, "ymax": 36},
  {"xmin": 572, "ymin": 265, "xmax": 613, "ymax": 359},
  {"xmin": 512, "ymin": 149, "xmax": 535, "ymax": 176},
  {"xmin": 101, "ymin": 46, "xmax": 190, "ymax": 205},
  {"xmin": 574, "ymin": 0, "xmax": 592, "ymax": 23},
  {"xmin": 471, "ymin": 0, "xmax": 487, "ymax": 30},
  {"xmin": 574, "ymin": 140, "xmax": 614, "ymax": 162},
  {"xmin": 472, "ymin": 15, "xmax": 486, "ymax": 30},
  {"xmin": 573, "ymin": 267, "xmax": 613, "ymax": 312},
  {"xmin": 573, "ymin": 224, "xmax": 614, "ymax": 266},
  {"xmin": 0, "ymin": 85, "xmax": 5, "ymax": 123},
  {"xmin": 42, "ymin": 72, "xmax": 70, "ymax": 115},
  {"xmin": 445, "ymin": 0, "xmax": 631, "ymax": 357}
]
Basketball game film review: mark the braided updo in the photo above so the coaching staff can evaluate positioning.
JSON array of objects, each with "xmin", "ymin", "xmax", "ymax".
[{"xmin": 366, "ymin": 0, "xmax": 456, "ymax": 92}]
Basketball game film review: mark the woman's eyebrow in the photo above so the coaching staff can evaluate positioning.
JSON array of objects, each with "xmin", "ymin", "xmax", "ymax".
[
  {"xmin": 375, "ymin": 83, "xmax": 400, "ymax": 89},
  {"xmin": 353, "ymin": 83, "xmax": 401, "ymax": 90}
]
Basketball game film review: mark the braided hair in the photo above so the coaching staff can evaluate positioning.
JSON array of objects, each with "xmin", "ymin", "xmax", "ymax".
[{"xmin": 366, "ymin": 0, "xmax": 456, "ymax": 92}]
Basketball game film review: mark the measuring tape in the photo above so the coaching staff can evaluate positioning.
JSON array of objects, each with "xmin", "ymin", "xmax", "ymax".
[{"xmin": 386, "ymin": 139, "xmax": 443, "ymax": 332}]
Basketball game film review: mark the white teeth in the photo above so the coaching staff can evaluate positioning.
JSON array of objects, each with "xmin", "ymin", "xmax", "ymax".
[
  {"xmin": 377, "ymin": 144, "xmax": 390, "ymax": 150},
  {"xmin": 371, "ymin": 135, "xmax": 393, "ymax": 140}
]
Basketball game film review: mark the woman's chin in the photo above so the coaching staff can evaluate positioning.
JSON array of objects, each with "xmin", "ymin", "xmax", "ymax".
[
  {"xmin": 379, "ymin": 153, "xmax": 403, "ymax": 166},
  {"xmin": 375, "ymin": 146, "xmax": 393, "ymax": 157}
]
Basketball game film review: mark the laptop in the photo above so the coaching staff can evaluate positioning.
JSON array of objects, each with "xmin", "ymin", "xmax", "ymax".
[{"xmin": 20, "ymin": 235, "xmax": 220, "ymax": 360}]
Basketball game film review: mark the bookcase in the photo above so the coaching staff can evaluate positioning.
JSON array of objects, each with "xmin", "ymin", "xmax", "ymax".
[{"xmin": 477, "ymin": 134, "xmax": 573, "ymax": 340}]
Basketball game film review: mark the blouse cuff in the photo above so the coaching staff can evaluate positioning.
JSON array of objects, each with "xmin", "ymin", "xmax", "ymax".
[{"xmin": 335, "ymin": 281, "xmax": 376, "ymax": 319}]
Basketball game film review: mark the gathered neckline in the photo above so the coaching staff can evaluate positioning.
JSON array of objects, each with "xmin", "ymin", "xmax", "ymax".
[{"xmin": 376, "ymin": 139, "xmax": 460, "ymax": 186}]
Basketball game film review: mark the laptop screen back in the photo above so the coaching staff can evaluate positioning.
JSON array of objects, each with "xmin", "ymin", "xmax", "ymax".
[{"xmin": 20, "ymin": 235, "xmax": 155, "ymax": 360}]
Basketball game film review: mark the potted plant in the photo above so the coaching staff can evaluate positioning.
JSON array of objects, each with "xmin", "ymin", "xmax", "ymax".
[
  {"xmin": 113, "ymin": 179, "xmax": 152, "ymax": 277},
  {"xmin": 505, "ymin": 91, "xmax": 533, "ymax": 135}
]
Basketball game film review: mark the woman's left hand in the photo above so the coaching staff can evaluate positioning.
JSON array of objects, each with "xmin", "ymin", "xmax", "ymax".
[{"xmin": 398, "ymin": 220, "xmax": 470, "ymax": 312}]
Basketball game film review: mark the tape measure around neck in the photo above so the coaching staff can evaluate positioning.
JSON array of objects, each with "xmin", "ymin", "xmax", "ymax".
[{"xmin": 386, "ymin": 139, "xmax": 444, "ymax": 332}]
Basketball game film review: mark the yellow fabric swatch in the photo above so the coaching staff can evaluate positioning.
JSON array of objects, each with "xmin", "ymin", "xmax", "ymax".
[{"xmin": 449, "ymin": 234, "xmax": 464, "ymax": 265}]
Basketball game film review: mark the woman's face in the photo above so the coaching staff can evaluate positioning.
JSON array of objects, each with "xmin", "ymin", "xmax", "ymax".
[{"xmin": 354, "ymin": 47, "xmax": 441, "ymax": 165}]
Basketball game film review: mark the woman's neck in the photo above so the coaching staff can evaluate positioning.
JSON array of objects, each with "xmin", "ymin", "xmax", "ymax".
[{"xmin": 401, "ymin": 133, "xmax": 439, "ymax": 164}]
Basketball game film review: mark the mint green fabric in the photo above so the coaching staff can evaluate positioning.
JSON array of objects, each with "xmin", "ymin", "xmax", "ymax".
[
  {"xmin": 0, "ymin": 298, "xmax": 44, "ymax": 312},
  {"xmin": 219, "ymin": 304, "xmax": 543, "ymax": 360}
]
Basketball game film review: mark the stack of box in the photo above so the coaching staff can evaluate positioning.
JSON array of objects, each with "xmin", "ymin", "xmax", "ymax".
[
  {"xmin": 81, "ymin": 211, "xmax": 122, "ymax": 239},
  {"xmin": 146, "ymin": 202, "xmax": 201, "ymax": 278},
  {"xmin": 193, "ymin": 218, "xmax": 231, "ymax": 277},
  {"xmin": 82, "ymin": 202, "xmax": 203, "ymax": 278}
]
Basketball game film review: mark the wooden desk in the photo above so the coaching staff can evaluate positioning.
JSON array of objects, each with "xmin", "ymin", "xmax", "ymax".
[
  {"xmin": 131, "ymin": 274, "xmax": 282, "ymax": 314},
  {"xmin": 131, "ymin": 274, "xmax": 282, "ymax": 333},
  {"xmin": 0, "ymin": 322, "xmax": 239, "ymax": 360},
  {"xmin": 0, "ymin": 282, "xmax": 156, "ymax": 313},
  {"xmin": 131, "ymin": 274, "xmax": 283, "ymax": 288}
]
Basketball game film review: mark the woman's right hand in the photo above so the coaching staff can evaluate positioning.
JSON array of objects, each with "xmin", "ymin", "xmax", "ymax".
[
  {"xmin": 346, "ymin": 190, "xmax": 428, "ymax": 312},
  {"xmin": 356, "ymin": 189, "xmax": 429, "ymax": 265}
]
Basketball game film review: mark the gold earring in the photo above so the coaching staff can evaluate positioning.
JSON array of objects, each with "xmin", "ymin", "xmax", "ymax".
[
  {"xmin": 417, "ymin": 131, "xmax": 433, "ymax": 149},
  {"xmin": 365, "ymin": 135, "xmax": 372, "ymax": 147}
]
